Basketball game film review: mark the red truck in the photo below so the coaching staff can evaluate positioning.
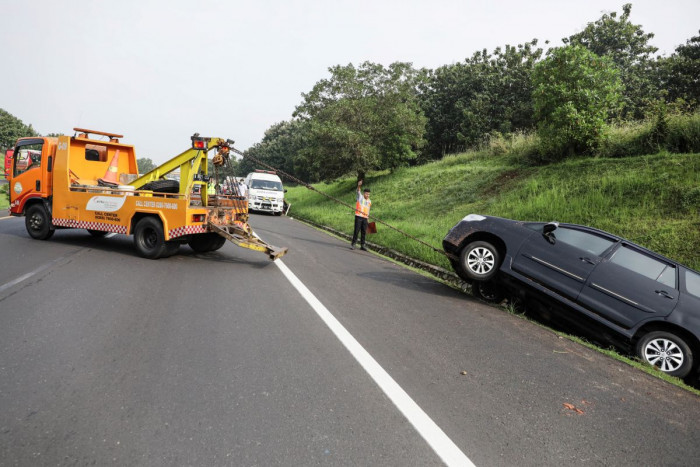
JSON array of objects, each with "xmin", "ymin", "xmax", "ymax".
[{"xmin": 3, "ymin": 149, "xmax": 12, "ymax": 179}]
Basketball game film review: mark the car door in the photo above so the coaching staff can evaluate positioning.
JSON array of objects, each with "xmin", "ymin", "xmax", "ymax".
[
  {"xmin": 511, "ymin": 225, "xmax": 617, "ymax": 301},
  {"xmin": 577, "ymin": 243, "xmax": 678, "ymax": 329}
]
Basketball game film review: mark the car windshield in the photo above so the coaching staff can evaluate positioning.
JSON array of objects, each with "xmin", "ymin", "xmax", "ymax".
[{"xmin": 250, "ymin": 180, "xmax": 283, "ymax": 191}]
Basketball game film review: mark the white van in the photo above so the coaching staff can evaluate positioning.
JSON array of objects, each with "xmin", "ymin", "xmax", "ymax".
[{"xmin": 245, "ymin": 170, "xmax": 285, "ymax": 215}]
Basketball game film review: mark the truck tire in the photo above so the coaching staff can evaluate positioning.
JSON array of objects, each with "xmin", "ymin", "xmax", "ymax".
[
  {"xmin": 210, "ymin": 235, "xmax": 227, "ymax": 251},
  {"xmin": 25, "ymin": 204, "xmax": 55, "ymax": 240},
  {"xmin": 134, "ymin": 217, "xmax": 166, "ymax": 259},
  {"xmin": 141, "ymin": 179, "xmax": 180, "ymax": 193},
  {"xmin": 188, "ymin": 233, "xmax": 225, "ymax": 253},
  {"xmin": 162, "ymin": 241, "xmax": 180, "ymax": 257},
  {"xmin": 87, "ymin": 229, "xmax": 108, "ymax": 237}
]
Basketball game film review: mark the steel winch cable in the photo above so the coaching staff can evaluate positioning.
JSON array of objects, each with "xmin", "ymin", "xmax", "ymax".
[{"xmin": 228, "ymin": 146, "xmax": 450, "ymax": 258}]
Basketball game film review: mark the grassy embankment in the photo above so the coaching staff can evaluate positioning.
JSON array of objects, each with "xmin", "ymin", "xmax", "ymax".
[
  {"xmin": 285, "ymin": 122, "xmax": 700, "ymax": 391},
  {"xmin": 286, "ymin": 133, "xmax": 700, "ymax": 273},
  {"xmin": 0, "ymin": 183, "xmax": 8, "ymax": 210}
]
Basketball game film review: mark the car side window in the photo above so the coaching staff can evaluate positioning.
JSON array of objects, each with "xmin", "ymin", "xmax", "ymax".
[
  {"xmin": 684, "ymin": 269, "xmax": 700, "ymax": 298},
  {"xmin": 609, "ymin": 245, "xmax": 677, "ymax": 288},
  {"xmin": 553, "ymin": 227, "xmax": 615, "ymax": 256}
]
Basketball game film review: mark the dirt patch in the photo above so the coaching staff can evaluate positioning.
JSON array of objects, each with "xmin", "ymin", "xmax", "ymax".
[{"xmin": 481, "ymin": 169, "xmax": 529, "ymax": 197}]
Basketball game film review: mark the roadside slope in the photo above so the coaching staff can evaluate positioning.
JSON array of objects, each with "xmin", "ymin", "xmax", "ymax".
[{"xmin": 286, "ymin": 151, "xmax": 700, "ymax": 271}]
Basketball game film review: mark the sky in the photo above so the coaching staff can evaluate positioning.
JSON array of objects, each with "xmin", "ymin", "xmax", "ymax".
[{"xmin": 1, "ymin": 0, "xmax": 698, "ymax": 164}]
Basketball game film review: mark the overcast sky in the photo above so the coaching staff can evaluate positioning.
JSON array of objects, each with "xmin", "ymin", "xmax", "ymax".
[{"xmin": 1, "ymin": 0, "xmax": 698, "ymax": 164}]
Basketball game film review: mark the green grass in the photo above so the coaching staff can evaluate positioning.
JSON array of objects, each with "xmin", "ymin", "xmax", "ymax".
[
  {"xmin": 0, "ymin": 183, "xmax": 8, "ymax": 210},
  {"xmin": 287, "ymin": 151, "xmax": 700, "ymax": 271}
]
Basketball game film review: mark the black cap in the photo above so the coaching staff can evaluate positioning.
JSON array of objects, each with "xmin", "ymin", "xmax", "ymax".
[{"xmin": 363, "ymin": 187, "xmax": 370, "ymax": 192}]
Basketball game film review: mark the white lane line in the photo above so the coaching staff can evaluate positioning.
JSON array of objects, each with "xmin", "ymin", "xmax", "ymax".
[
  {"xmin": 0, "ymin": 250, "xmax": 82, "ymax": 295},
  {"xmin": 0, "ymin": 215, "xmax": 13, "ymax": 220},
  {"xmin": 274, "ymin": 259, "xmax": 475, "ymax": 467}
]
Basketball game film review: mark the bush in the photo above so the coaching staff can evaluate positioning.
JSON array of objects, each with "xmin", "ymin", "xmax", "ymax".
[
  {"xmin": 599, "ymin": 111, "xmax": 700, "ymax": 158},
  {"xmin": 532, "ymin": 45, "xmax": 623, "ymax": 160},
  {"xmin": 666, "ymin": 112, "xmax": 700, "ymax": 153}
]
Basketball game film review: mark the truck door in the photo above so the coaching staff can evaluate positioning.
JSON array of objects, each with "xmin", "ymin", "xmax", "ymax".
[{"xmin": 10, "ymin": 139, "xmax": 47, "ymax": 213}]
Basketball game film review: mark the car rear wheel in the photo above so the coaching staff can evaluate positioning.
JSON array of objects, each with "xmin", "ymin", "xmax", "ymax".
[
  {"xmin": 473, "ymin": 280, "xmax": 505, "ymax": 303},
  {"xmin": 636, "ymin": 331, "xmax": 693, "ymax": 378},
  {"xmin": 460, "ymin": 240, "xmax": 501, "ymax": 281}
]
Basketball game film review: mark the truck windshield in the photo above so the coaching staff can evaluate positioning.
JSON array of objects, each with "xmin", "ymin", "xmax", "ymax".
[{"xmin": 250, "ymin": 180, "xmax": 283, "ymax": 191}]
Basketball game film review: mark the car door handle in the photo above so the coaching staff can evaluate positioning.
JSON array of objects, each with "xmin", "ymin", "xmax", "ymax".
[
  {"xmin": 655, "ymin": 290, "xmax": 675, "ymax": 299},
  {"xmin": 579, "ymin": 257, "xmax": 596, "ymax": 265}
]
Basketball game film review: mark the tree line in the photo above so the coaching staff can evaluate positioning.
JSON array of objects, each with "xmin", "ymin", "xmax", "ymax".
[
  {"xmin": 240, "ymin": 4, "xmax": 699, "ymax": 181},
  {"xmin": 3, "ymin": 5, "xmax": 698, "ymax": 182}
]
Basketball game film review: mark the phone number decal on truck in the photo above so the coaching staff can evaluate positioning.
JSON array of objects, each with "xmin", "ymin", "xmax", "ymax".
[{"xmin": 135, "ymin": 200, "xmax": 179, "ymax": 209}]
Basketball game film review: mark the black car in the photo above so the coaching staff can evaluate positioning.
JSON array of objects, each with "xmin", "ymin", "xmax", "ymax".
[{"xmin": 443, "ymin": 214, "xmax": 700, "ymax": 378}]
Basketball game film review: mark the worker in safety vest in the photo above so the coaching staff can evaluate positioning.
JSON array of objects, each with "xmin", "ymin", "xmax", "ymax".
[{"xmin": 350, "ymin": 180, "xmax": 371, "ymax": 250}]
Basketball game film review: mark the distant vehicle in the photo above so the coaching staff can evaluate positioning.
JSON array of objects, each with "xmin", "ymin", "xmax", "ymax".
[
  {"xmin": 443, "ymin": 214, "xmax": 700, "ymax": 378},
  {"xmin": 245, "ymin": 170, "xmax": 285, "ymax": 215},
  {"xmin": 4, "ymin": 149, "xmax": 12, "ymax": 178}
]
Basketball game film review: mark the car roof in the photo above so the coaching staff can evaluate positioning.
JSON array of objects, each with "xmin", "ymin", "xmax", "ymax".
[{"xmin": 484, "ymin": 214, "xmax": 697, "ymax": 273}]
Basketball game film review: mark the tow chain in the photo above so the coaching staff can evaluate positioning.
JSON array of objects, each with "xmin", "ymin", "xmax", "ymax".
[{"xmin": 229, "ymin": 147, "xmax": 449, "ymax": 258}]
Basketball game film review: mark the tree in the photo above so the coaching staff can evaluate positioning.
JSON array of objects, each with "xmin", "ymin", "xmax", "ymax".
[
  {"xmin": 137, "ymin": 157, "xmax": 156, "ymax": 174},
  {"xmin": 294, "ymin": 61, "xmax": 427, "ymax": 181},
  {"xmin": 564, "ymin": 3, "xmax": 659, "ymax": 119},
  {"xmin": 240, "ymin": 119, "xmax": 312, "ymax": 182},
  {"xmin": 658, "ymin": 31, "xmax": 700, "ymax": 109},
  {"xmin": 419, "ymin": 40, "xmax": 543, "ymax": 160},
  {"xmin": 532, "ymin": 45, "xmax": 623, "ymax": 159},
  {"xmin": 0, "ymin": 108, "xmax": 38, "ymax": 150}
]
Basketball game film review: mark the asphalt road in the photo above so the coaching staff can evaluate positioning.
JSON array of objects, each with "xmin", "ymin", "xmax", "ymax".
[{"xmin": 1, "ymin": 212, "xmax": 699, "ymax": 466}]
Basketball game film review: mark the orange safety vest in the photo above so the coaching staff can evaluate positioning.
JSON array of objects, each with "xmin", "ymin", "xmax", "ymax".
[{"xmin": 355, "ymin": 195, "xmax": 371, "ymax": 218}]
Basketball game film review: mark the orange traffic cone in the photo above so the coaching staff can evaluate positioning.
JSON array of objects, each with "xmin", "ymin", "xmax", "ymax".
[{"xmin": 98, "ymin": 150, "xmax": 121, "ymax": 186}]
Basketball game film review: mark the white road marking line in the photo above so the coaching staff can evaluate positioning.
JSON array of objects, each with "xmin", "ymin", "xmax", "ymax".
[
  {"xmin": 274, "ymin": 258, "xmax": 475, "ymax": 467},
  {"xmin": 0, "ymin": 215, "xmax": 13, "ymax": 220},
  {"xmin": 0, "ymin": 250, "xmax": 82, "ymax": 295}
]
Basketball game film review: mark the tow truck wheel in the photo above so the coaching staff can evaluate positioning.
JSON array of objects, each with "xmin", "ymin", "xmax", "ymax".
[
  {"xmin": 210, "ymin": 236, "xmax": 227, "ymax": 251},
  {"xmin": 134, "ymin": 217, "xmax": 166, "ymax": 259},
  {"xmin": 87, "ymin": 229, "xmax": 108, "ymax": 237},
  {"xmin": 162, "ymin": 241, "xmax": 180, "ymax": 257},
  {"xmin": 25, "ymin": 204, "xmax": 55, "ymax": 240},
  {"xmin": 188, "ymin": 233, "xmax": 225, "ymax": 253}
]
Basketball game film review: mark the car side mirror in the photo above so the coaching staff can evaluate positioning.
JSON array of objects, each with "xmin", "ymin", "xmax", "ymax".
[
  {"xmin": 543, "ymin": 222, "xmax": 559, "ymax": 244},
  {"xmin": 284, "ymin": 189, "xmax": 287, "ymax": 193}
]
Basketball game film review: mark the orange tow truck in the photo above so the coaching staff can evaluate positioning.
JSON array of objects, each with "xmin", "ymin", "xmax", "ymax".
[{"xmin": 7, "ymin": 128, "xmax": 287, "ymax": 260}]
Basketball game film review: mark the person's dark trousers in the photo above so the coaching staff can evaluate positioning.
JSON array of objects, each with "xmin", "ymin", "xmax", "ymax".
[{"xmin": 352, "ymin": 215, "xmax": 368, "ymax": 246}]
